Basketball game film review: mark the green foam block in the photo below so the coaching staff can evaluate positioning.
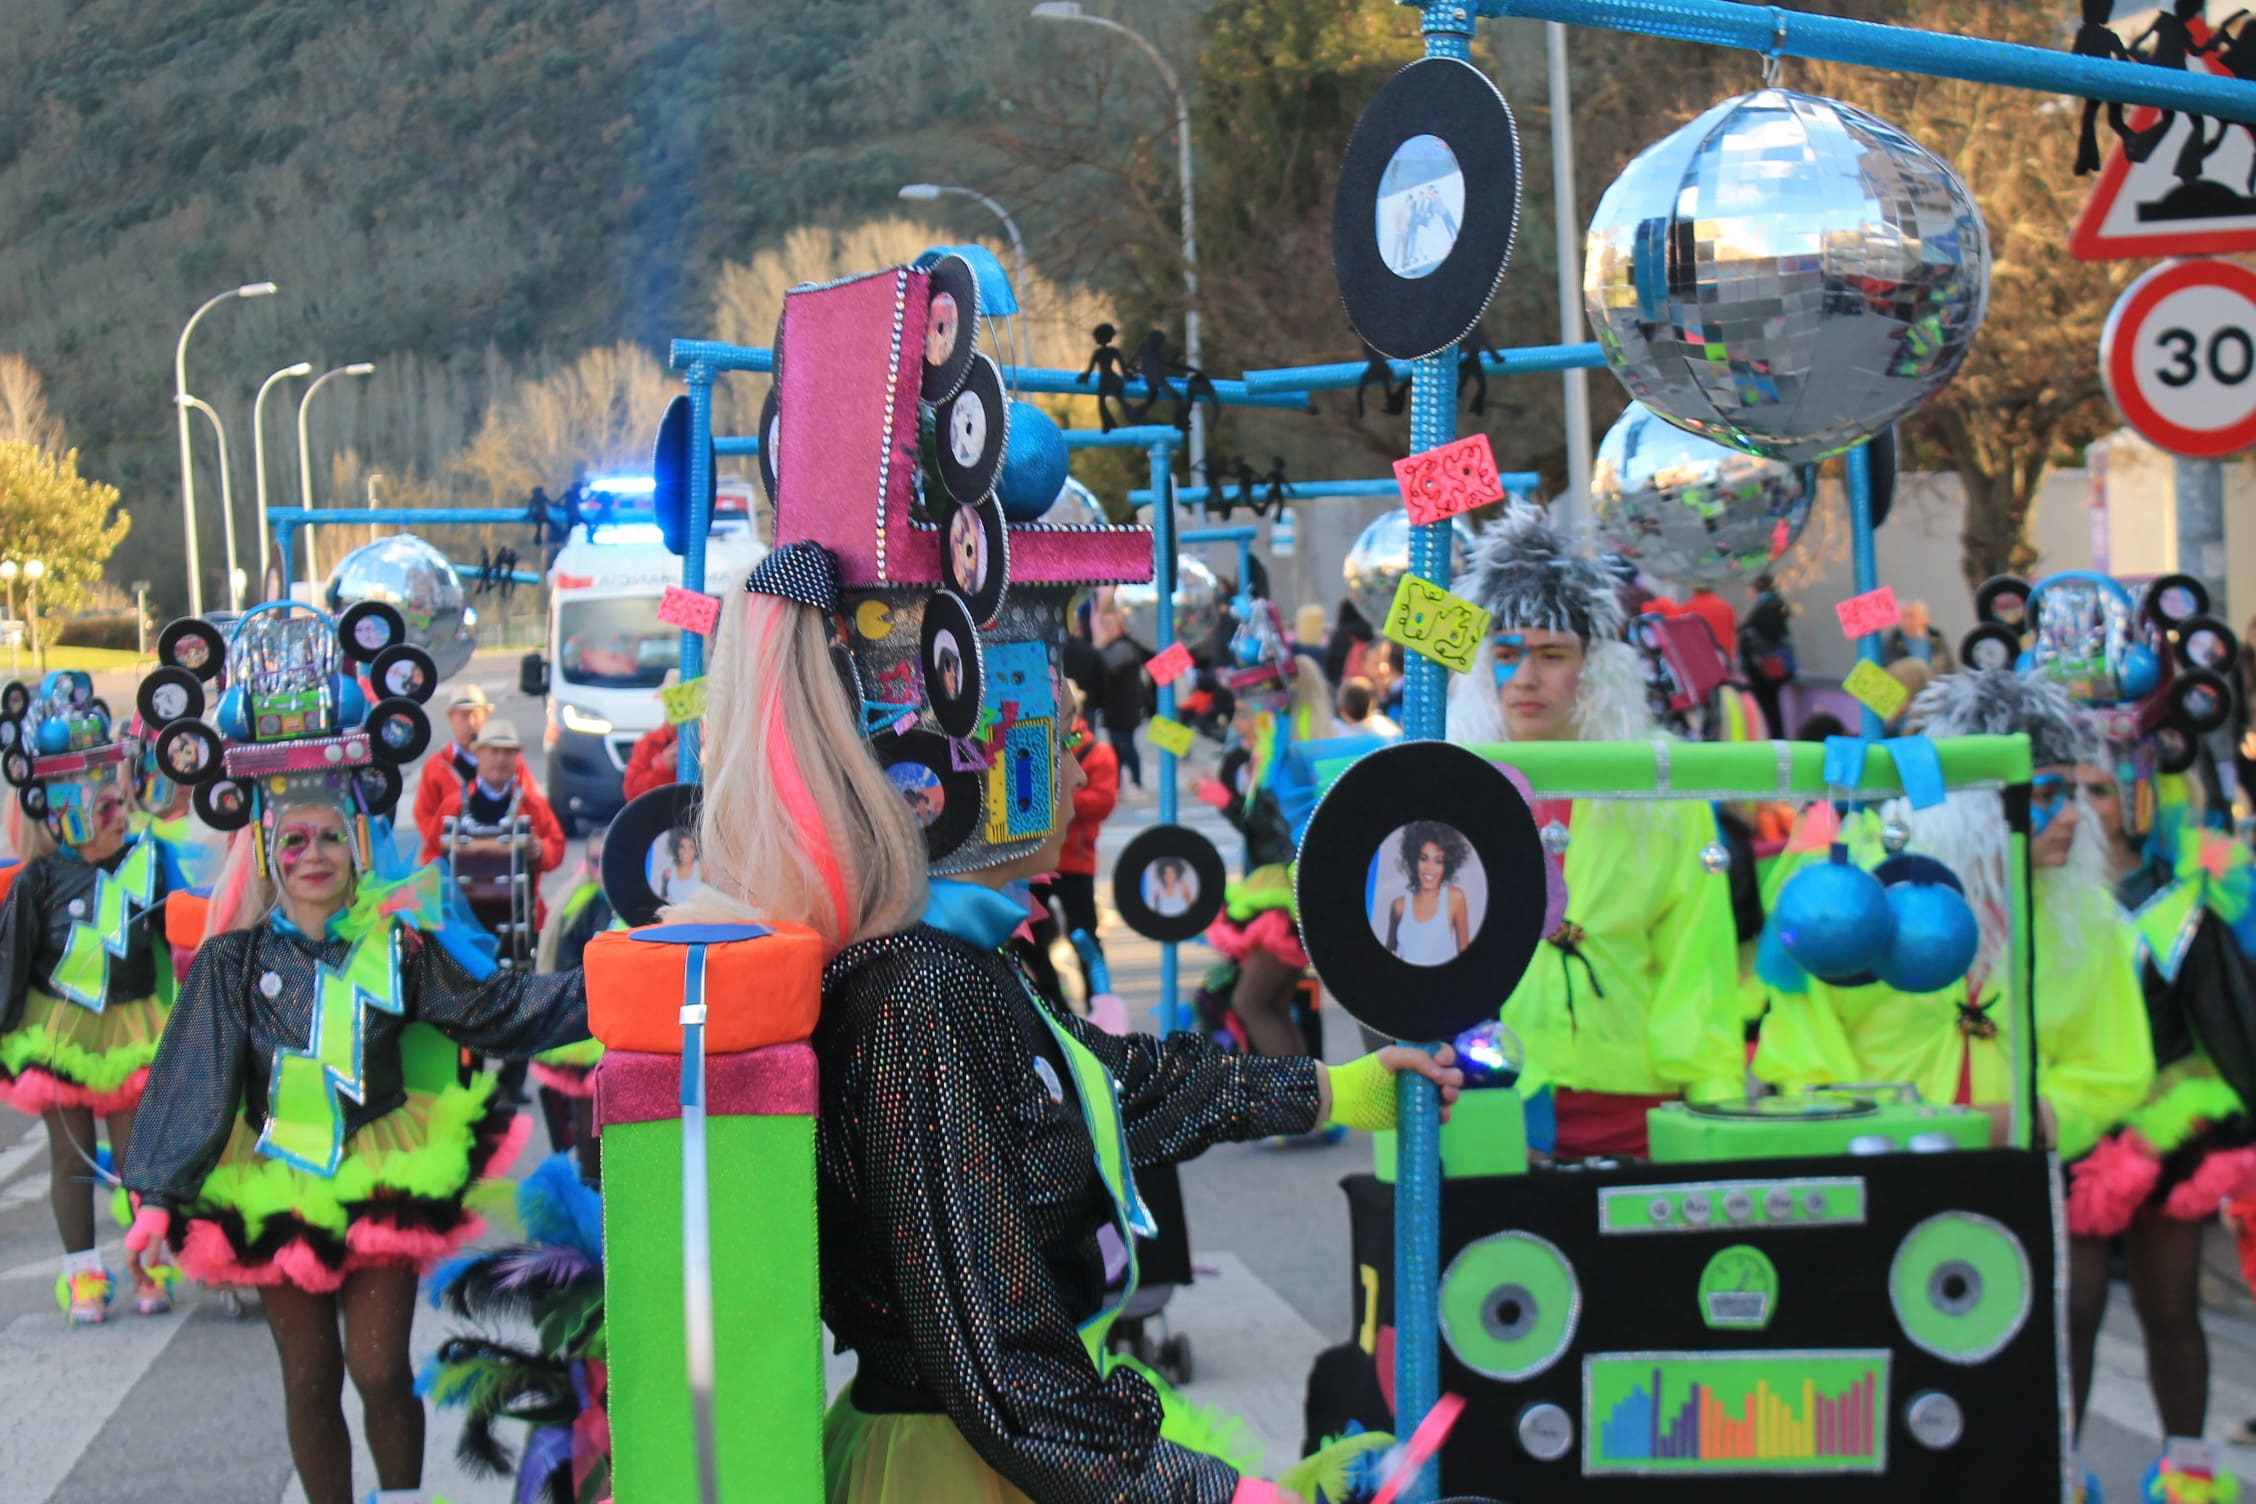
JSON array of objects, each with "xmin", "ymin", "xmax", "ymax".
[
  {"xmin": 604, "ymin": 1112, "xmax": 824, "ymax": 1504},
  {"xmin": 1374, "ymin": 1087, "xmax": 1527, "ymax": 1183}
]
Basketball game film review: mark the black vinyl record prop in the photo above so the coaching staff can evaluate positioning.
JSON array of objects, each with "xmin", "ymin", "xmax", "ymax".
[
  {"xmin": 2169, "ymin": 667, "xmax": 2233, "ymax": 734},
  {"xmin": 1332, "ymin": 56, "xmax": 1521, "ymax": 361},
  {"xmin": 1113, "ymin": 824, "xmax": 1228, "ymax": 943},
  {"xmin": 2177, "ymin": 613, "xmax": 2239, "ymax": 675},
  {"xmin": 136, "ymin": 666, "xmax": 205, "ymax": 728},
  {"xmin": 603, "ymin": 781, "xmax": 705, "ymax": 928},
  {"xmin": 919, "ymin": 589, "xmax": 985, "ymax": 739},
  {"xmin": 758, "ymin": 385, "xmax": 782, "ymax": 510},
  {"xmin": 945, "ymin": 493, "xmax": 1010, "ymax": 628},
  {"xmin": 933, "ymin": 353, "xmax": 1010, "ymax": 508},
  {"xmin": 157, "ymin": 618, "xmax": 228, "ymax": 682},
  {"xmin": 878, "ymin": 729, "xmax": 982, "ymax": 865},
  {"xmin": 920, "ymin": 253, "xmax": 983, "ymax": 404},
  {"xmin": 1973, "ymin": 575, "xmax": 2032, "ymax": 630},
  {"xmin": 337, "ymin": 601, "xmax": 406, "ymax": 663},
  {"xmin": 1295, "ymin": 740, "xmax": 1547, "ymax": 1042},
  {"xmin": 2144, "ymin": 572, "xmax": 2210, "ymax": 630},
  {"xmin": 1959, "ymin": 623, "xmax": 2021, "ymax": 674}
]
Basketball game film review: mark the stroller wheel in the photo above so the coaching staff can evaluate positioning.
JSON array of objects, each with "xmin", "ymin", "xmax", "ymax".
[{"xmin": 1160, "ymin": 1333, "xmax": 1193, "ymax": 1384}]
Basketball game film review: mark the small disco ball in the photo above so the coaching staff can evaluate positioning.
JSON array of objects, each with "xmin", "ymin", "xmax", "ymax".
[
  {"xmin": 324, "ymin": 534, "xmax": 475, "ymax": 680},
  {"xmin": 1452, "ymin": 1019, "xmax": 1524, "ymax": 1090},
  {"xmin": 1590, "ymin": 403, "xmax": 1815, "ymax": 586},
  {"xmin": 1115, "ymin": 553, "xmax": 1224, "ymax": 649},
  {"xmin": 1046, "ymin": 477, "xmax": 1111, "ymax": 529},
  {"xmin": 1584, "ymin": 89, "xmax": 1989, "ymax": 463},
  {"xmin": 1341, "ymin": 509, "xmax": 1480, "ymax": 624}
]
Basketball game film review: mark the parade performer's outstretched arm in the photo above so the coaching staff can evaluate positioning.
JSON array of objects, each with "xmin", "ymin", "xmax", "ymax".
[
  {"xmin": 1056, "ymin": 1006, "xmax": 1320, "ymax": 1166},
  {"xmin": 401, "ymin": 922, "xmax": 588, "ymax": 1058}
]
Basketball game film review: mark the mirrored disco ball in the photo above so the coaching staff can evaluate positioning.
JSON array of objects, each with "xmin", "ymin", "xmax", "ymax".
[
  {"xmin": 1116, "ymin": 553, "xmax": 1223, "ymax": 648},
  {"xmin": 1342, "ymin": 509, "xmax": 1479, "ymax": 624},
  {"xmin": 324, "ymin": 533, "xmax": 476, "ymax": 680},
  {"xmin": 1584, "ymin": 89, "xmax": 1989, "ymax": 463},
  {"xmin": 1590, "ymin": 402, "xmax": 1814, "ymax": 586},
  {"xmin": 1047, "ymin": 477, "xmax": 1111, "ymax": 529}
]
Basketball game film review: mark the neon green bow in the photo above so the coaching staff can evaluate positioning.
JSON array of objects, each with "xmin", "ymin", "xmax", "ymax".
[{"xmin": 2133, "ymin": 825, "xmax": 2253, "ymax": 984}]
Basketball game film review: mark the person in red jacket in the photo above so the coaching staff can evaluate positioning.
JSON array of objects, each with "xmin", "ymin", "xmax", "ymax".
[
  {"xmin": 621, "ymin": 721, "xmax": 678, "ymax": 802},
  {"xmin": 429, "ymin": 718, "xmax": 568, "ymax": 932},
  {"xmin": 1013, "ymin": 702, "xmax": 1120, "ymax": 1006},
  {"xmin": 414, "ymin": 684, "xmax": 546, "ymax": 863}
]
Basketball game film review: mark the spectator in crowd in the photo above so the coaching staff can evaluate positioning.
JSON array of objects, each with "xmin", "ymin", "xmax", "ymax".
[
  {"xmin": 1335, "ymin": 676, "xmax": 1400, "ymax": 739},
  {"xmin": 1794, "ymin": 712, "xmax": 1848, "ymax": 743},
  {"xmin": 415, "ymin": 684, "xmax": 543, "ymax": 862},
  {"xmin": 1324, "ymin": 600, "xmax": 1374, "ymax": 687},
  {"xmin": 1064, "ymin": 602, "xmax": 1105, "ymax": 729},
  {"xmin": 1366, "ymin": 639, "xmax": 1407, "ymax": 722},
  {"xmin": 1882, "ymin": 599, "xmax": 1955, "ymax": 672},
  {"xmin": 1013, "ymin": 690, "xmax": 1120, "ymax": 1007},
  {"xmin": 1293, "ymin": 604, "xmax": 1328, "ymax": 673},
  {"xmin": 1738, "ymin": 572, "xmax": 1796, "ymax": 741},
  {"xmin": 1884, "ymin": 657, "xmax": 1933, "ymax": 733},
  {"xmin": 622, "ymin": 722, "xmax": 679, "ymax": 802},
  {"xmin": 1094, "ymin": 599, "xmax": 1149, "ymax": 789},
  {"xmin": 1684, "ymin": 585, "xmax": 1738, "ymax": 660}
]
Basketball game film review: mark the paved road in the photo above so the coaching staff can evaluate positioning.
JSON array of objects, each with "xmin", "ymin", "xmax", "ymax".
[{"xmin": 4, "ymin": 651, "xmax": 2256, "ymax": 1500}]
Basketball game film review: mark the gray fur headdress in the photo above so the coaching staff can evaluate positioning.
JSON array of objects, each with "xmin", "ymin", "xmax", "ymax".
[
  {"xmin": 1905, "ymin": 668, "xmax": 2096, "ymax": 769},
  {"xmin": 1458, "ymin": 502, "xmax": 1625, "ymax": 643}
]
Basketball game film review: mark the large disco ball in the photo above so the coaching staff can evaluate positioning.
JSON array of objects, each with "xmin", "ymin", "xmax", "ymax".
[
  {"xmin": 1115, "ymin": 554, "xmax": 1223, "ymax": 649},
  {"xmin": 1584, "ymin": 88, "xmax": 1989, "ymax": 463},
  {"xmin": 324, "ymin": 534, "xmax": 476, "ymax": 680},
  {"xmin": 1342, "ymin": 509, "xmax": 1479, "ymax": 624},
  {"xmin": 1591, "ymin": 402, "xmax": 1814, "ymax": 586}
]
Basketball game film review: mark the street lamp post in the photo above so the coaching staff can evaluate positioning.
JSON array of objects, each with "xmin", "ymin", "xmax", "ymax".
[
  {"xmin": 24, "ymin": 560, "xmax": 45, "ymax": 675},
  {"xmin": 1031, "ymin": 3, "xmax": 1206, "ymax": 495},
  {"xmin": 898, "ymin": 184, "xmax": 1029, "ymax": 293},
  {"xmin": 254, "ymin": 362, "xmax": 313, "ymax": 599},
  {"xmin": 176, "ymin": 395, "xmax": 242, "ymax": 612},
  {"xmin": 296, "ymin": 362, "xmax": 375, "ymax": 586},
  {"xmin": 176, "ymin": 282, "xmax": 278, "ymax": 616}
]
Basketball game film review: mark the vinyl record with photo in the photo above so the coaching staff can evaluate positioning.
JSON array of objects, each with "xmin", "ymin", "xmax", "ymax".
[
  {"xmin": 933, "ymin": 353, "xmax": 1010, "ymax": 508},
  {"xmin": 604, "ymin": 781, "xmax": 704, "ymax": 927},
  {"xmin": 1113, "ymin": 824, "xmax": 1228, "ymax": 943},
  {"xmin": 1331, "ymin": 55, "xmax": 1521, "ymax": 361},
  {"xmin": 945, "ymin": 493, "xmax": 1010, "ymax": 627},
  {"xmin": 921, "ymin": 252, "xmax": 983, "ymax": 404},
  {"xmin": 879, "ymin": 729, "xmax": 982, "ymax": 864},
  {"xmin": 758, "ymin": 385, "xmax": 781, "ymax": 509},
  {"xmin": 919, "ymin": 589, "xmax": 985, "ymax": 739},
  {"xmin": 1295, "ymin": 740, "xmax": 1547, "ymax": 1042}
]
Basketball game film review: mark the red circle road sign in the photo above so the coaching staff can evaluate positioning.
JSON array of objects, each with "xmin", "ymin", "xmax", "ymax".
[{"xmin": 2103, "ymin": 259, "xmax": 2256, "ymax": 460}]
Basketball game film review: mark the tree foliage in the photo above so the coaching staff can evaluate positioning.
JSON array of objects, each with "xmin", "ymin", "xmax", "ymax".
[
  {"xmin": 0, "ymin": 440, "xmax": 130, "ymax": 613},
  {"xmin": 452, "ymin": 344, "xmax": 676, "ymax": 509}
]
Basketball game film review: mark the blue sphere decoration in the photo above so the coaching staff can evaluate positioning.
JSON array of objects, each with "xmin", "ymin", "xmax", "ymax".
[
  {"xmin": 2119, "ymin": 642, "xmax": 2161, "ymax": 701},
  {"xmin": 1774, "ymin": 860, "xmax": 1894, "ymax": 980},
  {"xmin": 34, "ymin": 717, "xmax": 70, "ymax": 754},
  {"xmin": 217, "ymin": 687, "xmax": 249, "ymax": 742},
  {"xmin": 331, "ymin": 675, "xmax": 368, "ymax": 727},
  {"xmin": 996, "ymin": 401, "xmax": 1070, "ymax": 522},
  {"xmin": 1452, "ymin": 1019, "xmax": 1524, "ymax": 1089},
  {"xmin": 1873, "ymin": 882, "xmax": 1981, "ymax": 994}
]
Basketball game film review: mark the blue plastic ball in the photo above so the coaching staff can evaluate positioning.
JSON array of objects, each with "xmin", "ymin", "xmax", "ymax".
[
  {"xmin": 331, "ymin": 675, "xmax": 367, "ymax": 727},
  {"xmin": 2119, "ymin": 642, "xmax": 2161, "ymax": 701},
  {"xmin": 217, "ymin": 687, "xmax": 249, "ymax": 741},
  {"xmin": 1774, "ymin": 860, "xmax": 1894, "ymax": 980},
  {"xmin": 995, "ymin": 401, "xmax": 1070, "ymax": 522},
  {"xmin": 1873, "ymin": 882, "xmax": 1981, "ymax": 994},
  {"xmin": 34, "ymin": 717, "xmax": 70, "ymax": 753},
  {"xmin": 1452, "ymin": 1019, "xmax": 1524, "ymax": 1089}
]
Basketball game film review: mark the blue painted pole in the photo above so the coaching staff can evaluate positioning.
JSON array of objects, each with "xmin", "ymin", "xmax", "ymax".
[
  {"xmin": 679, "ymin": 363, "xmax": 716, "ymax": 783},
  {"xmin": 1062, "ymin": 426, "xmax": 1192, "ymax": 452},
  {"xmin": 1846, "ymin": 442, "xmax": 1882, "ymax": 742},
  {"xmin": 666, "ymin": 338, "xmax": 1309, "ymax": 409},
  {"xmin": 1242, "ymin": 340, "xmax": 1606, "ymax": 394},
  {"xmin": 713, "ymin": 437, "xmax": 761, "ymax": 457},
  {"xmin": 1149, "ymin": 434, "xmax": 1184, "ymax": 1035},
  {"xmin": 275, "ymin": 523, "xmax": 295, "ymax": 597}
]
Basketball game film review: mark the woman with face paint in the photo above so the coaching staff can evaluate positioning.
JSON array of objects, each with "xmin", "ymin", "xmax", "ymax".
[
  {"xmin": 119, "ymin": 793, "xmax": 589, "ymax": 1504},
  {"xmin": 0, "ymin": 678, "xmax": 191, "ymax": 1325}
]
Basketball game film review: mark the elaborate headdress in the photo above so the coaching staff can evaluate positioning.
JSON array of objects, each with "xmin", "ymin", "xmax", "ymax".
[
  {"xmin": 0, "ymin": 671, "xmax": 137, "ymax": 845},
  {"xmin": 751, "ymin": 258, "xmax": 1151, "ymax": 875},
  {"xmin": 1904, "ymin": 668, "xmax": 2095, "ymax": 770},
  {"xmin": 133, "ymin": 600, "xmax": 438, "ymax": 875}
]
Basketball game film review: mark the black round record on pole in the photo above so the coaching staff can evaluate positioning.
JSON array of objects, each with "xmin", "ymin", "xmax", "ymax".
[
  {"xmin": 1331, "ymin": 56, "xmax": 1521, "ymax": 362},
  {"xmin": 920, "ymin": 252, "xmax": 983, "ymax": 404},
  {"xmin": 919, "ymin": 589, "xmax": 986, "ymax": 740},
  {"xmin": 877, "ymin": 728, "xmax": 982, "ymax": 865},
  {"xmin": 603, "ymin": 781, "xmax": 705, "ymax": 928},
  {"xmin": 944, "ymin": 494, "xmax": 1011, "ymax": 629},
  {"xmin": 1295, "ymin": 740, "xmax": 1548, "ymax": 1043},
  {"xmin": 933, "ymin": 354, "xmax": 1010, "ymax": 508},
  {"xmin": 1113, "ymin": 824, "xmax": 1228, "ymax": 943}
]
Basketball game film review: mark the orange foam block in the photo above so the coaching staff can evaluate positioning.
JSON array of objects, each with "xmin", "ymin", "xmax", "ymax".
[
  {"xmin": 586, "ymin": 921, "xmax": 824, "ymax": 1055},
  {"xmin": 165, "ymin": 887, "xmax": 210, "ymax": 954}
]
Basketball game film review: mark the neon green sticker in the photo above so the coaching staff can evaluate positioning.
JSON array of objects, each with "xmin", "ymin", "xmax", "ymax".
[
  {"xmin": 256, "ymin": 924, "xmax": 406, "ymax": 1177},
  {"xmin": 50, "ymin": 840, "xmax": 159, "ymax": 1012},
  {"xmin": 1699, "ymin": 1245, "xmax": 1779, "ymax": 1331}
]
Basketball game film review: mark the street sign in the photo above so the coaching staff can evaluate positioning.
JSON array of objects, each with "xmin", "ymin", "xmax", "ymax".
[
  {"xmin": 2101, "ymin": 258, "xmax": 2256, "ymax": 458},
  {"xmin": 2071, "ymin": 53, "xmax": 2256, "ymax": 261}
]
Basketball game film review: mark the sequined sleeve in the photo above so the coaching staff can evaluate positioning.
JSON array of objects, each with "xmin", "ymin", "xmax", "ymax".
[
  {"xmin": 835, "ymin": 949, "xmax": 1241, "ymax": 1504},
  {"xmin": 403, "ymin": 930, "xmax": 589, "ymax": 1058},
  {"xmin": 1053, "ymin": 1008, "xmax": 1320, "ymax": 1167},
  {"xmin": 0, "ymin": 858, "xmax": 43, "ymax": 1035},
  {"xmin": 123, "ymin": 930, "xmax": 253, "ymax": 1210}
]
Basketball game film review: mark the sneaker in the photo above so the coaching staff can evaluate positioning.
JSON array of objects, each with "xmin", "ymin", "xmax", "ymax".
[
  {"xmin": 54, "ymin": 1267, "xmax": 115, "ymax": 1325},
  {"xmin": 133, "ymin": 1262, "xmax": 180, "ymax": 1316},
  {"xmin": 220, "ymin": 1287, "xmax": 248, "ymax": 1320}
]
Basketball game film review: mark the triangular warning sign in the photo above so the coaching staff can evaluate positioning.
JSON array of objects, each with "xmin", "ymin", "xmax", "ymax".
[{"xmin": 2072, "ymin": 49, "xmax": 2256, "ymax": 261}]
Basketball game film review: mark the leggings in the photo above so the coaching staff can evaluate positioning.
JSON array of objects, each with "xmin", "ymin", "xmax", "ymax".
[
  {"xmin": 43, "ymin": 1106, "xmax": 134, "ymax": 1254},
  {"xmin": 1231, "ymin": 948, "xmax": 1310, "ymax": 1059},
  {"xmin": 262, "ymin": 1264, "xmax": 426, "ymax": 1504},
  {"xmin": 2068, "ymin": 1216, "xmax": 2210, "ymax": 1443}
]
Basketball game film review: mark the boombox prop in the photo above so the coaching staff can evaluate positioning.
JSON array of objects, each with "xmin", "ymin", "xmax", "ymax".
[{"xmin": 1294, "ymin": 736, "xmax": 2066, "ymax": 1501}]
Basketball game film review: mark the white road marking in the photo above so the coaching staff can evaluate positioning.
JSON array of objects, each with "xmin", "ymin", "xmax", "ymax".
[{"xmin": 1, "ymin": 1305, "xmax": 192, "ymax": 1503}]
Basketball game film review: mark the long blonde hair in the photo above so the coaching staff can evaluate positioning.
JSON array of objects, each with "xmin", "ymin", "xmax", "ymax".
[
  {"xmin": 4, "ymin": 800, "xmax": 58, "ymax": 863},
  {"xmin": 666, "ymin": 591, "xmax": 927, "ymax": 954}
]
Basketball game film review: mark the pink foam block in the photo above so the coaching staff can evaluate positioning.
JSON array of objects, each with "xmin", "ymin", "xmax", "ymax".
[{"xmin": 593, "ymin": 1043, "xmax": 818, "ymax": 1129}]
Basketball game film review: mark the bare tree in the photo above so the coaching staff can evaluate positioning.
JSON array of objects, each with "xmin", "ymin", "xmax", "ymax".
[
  {"xmin": 452, "ymin": 343, "xmax": 676, "ymax": 507},
  {"xmin": 0, "ymin": 354, "xmax": 63, "ymax": 451}
]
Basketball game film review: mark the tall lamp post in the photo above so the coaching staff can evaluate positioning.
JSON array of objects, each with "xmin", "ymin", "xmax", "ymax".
[
  {"xmin": 176, "ymin": 395, "xmax": 242, "ymax": 612},
  {"xmin": 254, "ymin": 361, "xmax": 313, "ymax": 599},
  {"xmin": 24, "ymin": 560, "xmax": 45, "ymax": 675},
  {"xmin": 296, "ymin": 362, "xmax": 375, "ymax": 586},
  {"xmin": 1031, "ymin": 2, "xmax": 1206, "ymax": 492},
  {"xmin": 898, "ymin": 184, "xmax": 1029, "ymax": 293},
  {"xmin": 175, "ymin": 281, "xmax": 278, "ymax": 616}
]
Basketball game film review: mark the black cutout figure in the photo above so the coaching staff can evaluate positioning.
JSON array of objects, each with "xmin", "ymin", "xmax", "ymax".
[
  {"xmin": 557, "ymin": 482, "xmax": 586, "ymax": 544},
  {"xmin": 2114, "ymin": 0, "xmax": 2236, "ymax": 184},
  {"xmin": 1126, "ymin": 330, "xmax": 1185, "ymax": 429},
  {"xmin": 1077, "ymin": 323, "xmax": 1135, "ymax": 433},
  {"xmin": 1355, "ymin": 341, "xmax": 1409, "ymax": 419},
  {"xmin": 1261, "ymin": 457, "xmax": 1290, "ymax": 515},
  {"xmin": 1458, "ymin": 329, "xmax": 1497, "ymax": 416}
]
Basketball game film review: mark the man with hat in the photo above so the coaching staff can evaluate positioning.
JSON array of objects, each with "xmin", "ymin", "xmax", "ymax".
[
  {"xmin": 430, "ymin": 716, "xmax": 567, "ymax": 932},
  {"xmin": 414, "ymin": 682, "xmax": 543, "ymax": 862}
]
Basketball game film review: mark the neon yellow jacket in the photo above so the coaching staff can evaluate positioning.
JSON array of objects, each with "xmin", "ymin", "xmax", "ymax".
[
  {"xmin": 1507, "ymin": 798, "xmax": 1745, "ymax": 1102},
  {"xmin": 1751, "ymin": 906, "xmax": 2152, "ymax": 1161}
]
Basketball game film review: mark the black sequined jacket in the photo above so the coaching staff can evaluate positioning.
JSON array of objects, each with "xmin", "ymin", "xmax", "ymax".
[
  {"xmin": 123, "ymin": 919, "xmax": 589, "ymax": 1210},
  {"xmin": 817, "ymin": 923, "xmax": 1322, "ymax": 1504},
  {"xmin": 0, "ymin": 846, "xmax": 171, "ymax": 1032}
]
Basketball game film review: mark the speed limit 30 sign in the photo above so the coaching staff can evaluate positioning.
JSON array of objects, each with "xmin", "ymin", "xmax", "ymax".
[{"xmin": 2103, "ymin": 258, "xmax": 2256, "ymax": 460}]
